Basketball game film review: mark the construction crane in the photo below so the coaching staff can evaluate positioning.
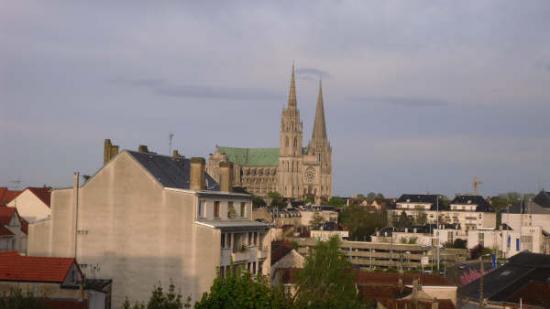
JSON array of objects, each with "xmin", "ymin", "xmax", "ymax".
[{"xmin": 473, "ymin": 177, "xmax": 482, "ymax": 195}]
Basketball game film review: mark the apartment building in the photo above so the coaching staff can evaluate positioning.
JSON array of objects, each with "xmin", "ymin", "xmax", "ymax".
[
  {"xmin": 389, "ymin": 194, "xmax": 496, "ymax": 233},
  {"xmin": 28, "ymin": 141, "xmax": 269, "ymax": 307}
]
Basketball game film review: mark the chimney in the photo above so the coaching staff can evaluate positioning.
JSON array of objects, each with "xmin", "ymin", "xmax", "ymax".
[
  {"xmin": 103, "ymin": 139, "xmax": 119, "ymax": 165},
  {"xmin": 172, "ymin": 149, "xmax": 182, "ymax": 159},
  {"xmin": 138, "ymin": 145, "xmax": 149, "ymax": 153},
  {"xmin": 219, "ymin": 161, "xmax": 233, "ymax": 192},
  {"xmin": 190, "ymin": 157, "xmax": 206, "ymax": 191}
]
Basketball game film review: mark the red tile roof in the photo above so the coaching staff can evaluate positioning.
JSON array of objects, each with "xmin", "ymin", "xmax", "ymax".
[
  {"xmin": 0, "ymin": 225, "xmax": 14, "ymax": 237},
  {"xmin": 27, "ymin": 187, "xmax": 52, "ymax": 207},
  {"xmin": 0, "ymin": 188, "xmax": 22, "ymax": 205},
  {"xmin": 0, "ymin": 252, "xmax": 78, "ymax": 283},
  {"xmin": 0, "ymin": 207, "xmax": 17, "ymax": 225}
]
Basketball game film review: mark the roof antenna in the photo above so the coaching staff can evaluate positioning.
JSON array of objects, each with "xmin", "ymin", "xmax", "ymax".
[{"xmin": 168, "ymin": 133, "xmax": 174, "ymax": 155}]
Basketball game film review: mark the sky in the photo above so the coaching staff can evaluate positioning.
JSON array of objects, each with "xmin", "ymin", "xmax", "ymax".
[{"xmin": 1, "ymin": 1, "xmax": 550, "ymax": 197}]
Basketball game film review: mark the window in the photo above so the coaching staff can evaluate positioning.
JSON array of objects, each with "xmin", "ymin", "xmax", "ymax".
[
  {"xmin": 198, "ymin": 201, "xmax": 204, "ymax": 218},
  {"xmin": 248, "ymin": 232, "xmax": 253, "ymax": 245},
  {"xmin": 252, "ymin": 262, "xmax": 256, "ymax": 274},
  {"xmin": 253, "ymin": 232, "xmax": 257, "ymax": 246},
  {"xmin": 227, "ymin": 233, "xmax": 232, "ymax": 248},
  {"xmin": 516, "ymin": 238, "xmax": 520, "ymax": 251},
  {"xmin": 228, "ymin": 202, "xmax": 235, "ymax": 218},
  {"xmin": 240, "ymin": 202, "xmax": 246, "ymax": 217},
  {"xmin": 214, "ymin": 201, "xmax": 220, "ymax": 218},
  {"xmin": 221, "ymin": 233, "xmax": 225, "ymax": 248},
  {"xmin": 507, "ymin": 235, "xmax": 511, "ymax": 249}
]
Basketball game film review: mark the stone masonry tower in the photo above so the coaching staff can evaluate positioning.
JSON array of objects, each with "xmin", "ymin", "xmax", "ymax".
[
  {"xmin": 307, "ymin": 80, "xmax": 333, "ymax": 200},
  {"xmin": 277, "ymin": 65, "xmax": 304, "ymax": 198}
]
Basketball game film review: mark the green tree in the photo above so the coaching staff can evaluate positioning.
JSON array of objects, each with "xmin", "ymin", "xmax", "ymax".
[
  {"xmin": 294, "ymin": 237, "xmax": 364, "ymax": 308},
  {"xmin": 195, "ymin": 272, "xmax": 289, "ymax": 309},
  {"xmin": 267, "ymin": 192, "xmax": 286, "ymax": 209},
  {"xmin": 252, "ymin": 195, "xmax": 266, "ymax": 208},
  {"xmin": 396, "ymin": 211, "xmax": 412, "ymax": 228},
  {"xmin": 0, "ymin": 288, "xmax": 48, "ymax": 309},
  {"xmin": 415, "ymin": 210, "xmax": 427, "ymax": 225},
  {"xmin": 309, "ymin": 212, "xmax": 325, "ymax": 229},
  {"xmin": 327, "ymin": 196, "xmax": 346, "ymax": 208},
  {"xmin": 339, "ymin": 206, "xmax": 387, "ymax": 240},
  {"xmin": 123, "ymin": 283, "xmax": 185, "ymax": 309}
]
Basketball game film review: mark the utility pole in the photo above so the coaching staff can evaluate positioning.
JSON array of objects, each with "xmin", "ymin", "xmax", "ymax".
[
  {"xmin": 479, "ymin": 255, "xmax": 484, "ymax": 308},
  {"xmin": 436, "ymin": 195, "xmax": 440, "ymax": 273}
]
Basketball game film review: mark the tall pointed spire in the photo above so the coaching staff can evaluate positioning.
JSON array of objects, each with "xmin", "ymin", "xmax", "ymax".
[
  {"xmin": 287, "ymin": 63, "xmax": 297, "ymax": 109},
  {"xmin": 311, "ymin": 80, "xmax": 327, "ymax": 141}
]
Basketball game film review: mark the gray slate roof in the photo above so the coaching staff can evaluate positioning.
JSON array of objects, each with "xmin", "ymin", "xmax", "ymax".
[
  {"xmin": 127, "ymin": 151, "xmax": 219, "ymax": 191},
  {"xmin": 459, "ymin": 252, "xmax": 550, "ymax": 303}
]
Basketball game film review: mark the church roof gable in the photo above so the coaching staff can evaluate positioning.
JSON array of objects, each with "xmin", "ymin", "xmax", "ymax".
[{"xmin": 216, "ymin": 146, "xmax": 279, "ymax": 166}]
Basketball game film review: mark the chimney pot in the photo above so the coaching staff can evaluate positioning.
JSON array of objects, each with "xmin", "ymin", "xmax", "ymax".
[
  {"xmin": 138, "ymin": 145, "xmax": 149, "ymax": 153},
  {"xmin": 190, "ymin": 157, "xmax": 206, "ymax": 191},
  {"xmin": 219, "ymin": 161, "xmax": 233, "ymax": 192}
]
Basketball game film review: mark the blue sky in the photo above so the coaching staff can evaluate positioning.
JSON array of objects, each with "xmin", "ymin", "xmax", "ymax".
[{"xmin": 1, "ymin": 1, "xmax": 549, "ymax": 196}]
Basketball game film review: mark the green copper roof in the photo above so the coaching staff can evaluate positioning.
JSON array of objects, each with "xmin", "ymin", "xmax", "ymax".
[{"xmin": 217, "ymin": 146, "xmax": 280, "ymax": 166}]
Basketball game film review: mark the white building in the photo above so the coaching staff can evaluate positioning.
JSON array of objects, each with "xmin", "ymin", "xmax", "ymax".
[
  {"xmin": 389, "ymin": 194, "xmax": 496, "ymax": 233},
  {"xmin": 8, "ymin": 187, "xmax": 51, "ymax": 223},
  {"xmin": 28, "ymin": 142, "xmax": 270, "ymax": 307}
]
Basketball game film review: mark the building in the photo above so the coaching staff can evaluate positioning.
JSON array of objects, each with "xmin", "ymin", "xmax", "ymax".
[
  {"xmin": 459, "ymin": 252, "xmax": 550, "ymax": 308},
  {"xmin": 292, "ymin": 237, "xmax": 468, "ymax": 271},
  {"xmin": 0, "ymin": 251, "xmax": 111, "ymax": 309},
  {"xmin": 0, "ymin": 187, "xmax": 21, "ymax": 205},
  {"xmin": 207, "ymin": 66, "xmax": 332, "ymax": 202},
  {"xmin": 356, "ymin": 271, "xmax": 458, "ymax": 308},
  {"xmin": 0, "ymin": 207, "xmax": 26, "ymax": 253},
  {"xmin": 28, "ymin": 143, "xmax": 269, "ymax": 307},
  {"xmin": 467, "ymin": 225, "xmax": 550, "ymax": 258},
  {"xmin": 8, "ymin": 187, "xmax": 51, "ymax": 223},
  {"xmin": 372, "ymin": 224, "xmax": 466, "ymax": 247},
  {"xmin": 389, "ymin": 194, "xmax": 496, "ymax": 234},
  {"xmin": 502, "ymin": 190, "xmax": 550, "ymax": 232}
]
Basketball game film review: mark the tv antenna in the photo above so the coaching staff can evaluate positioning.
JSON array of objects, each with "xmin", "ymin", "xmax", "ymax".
[{"xmin": 168, "ymin": 133, "xmax": 174, "ymax": 154}]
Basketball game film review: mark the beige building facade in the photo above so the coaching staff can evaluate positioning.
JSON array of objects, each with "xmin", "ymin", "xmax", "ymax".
[
  {"xmin": 208, "ymin": 66, "xmax": 332, "ymax": 202},
  {"xmin": 28, "ymin": 144, "xmax": 269, "ymax": 307}
]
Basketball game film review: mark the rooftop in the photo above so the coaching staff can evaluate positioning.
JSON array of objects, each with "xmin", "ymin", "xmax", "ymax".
[
  {"xmin": 127, "ymin": 150, "xmax": 219, "ymax": 191},
  {"xmin": 0, "ymin": 252, "xmax": 78, "ymax": 283},
  {"xmin": 216, "ymin": 146, "xmax": 280, "ymax": 166}
]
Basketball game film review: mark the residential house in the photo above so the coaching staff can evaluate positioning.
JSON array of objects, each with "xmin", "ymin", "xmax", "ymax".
[
  {"xmin": 0, "ymin": 251, "xmax": 111, "ymax": 309},
  {"xmin": 0, "ymin": 207, "xmax": 26, "ymax": 253},
  {"xmin": 389, "ymin": 194, "xmax": 496, "ymax": 234},
  {"xmin": 28, "ymin": 141, "xmax": 269, "ymax": 307},
  {"xmin": 8, "ymin": 187, "xmax": 51, "ymax": 223}
]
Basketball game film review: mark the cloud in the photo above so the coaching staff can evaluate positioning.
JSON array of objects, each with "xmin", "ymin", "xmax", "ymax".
[
  {"xmin": 113, "ymin": 78, "xmax": 284, "ymax": 101},
  {"xmin": 347, "ymin": 95, "xmax": 450, "ymax": 107},
  {"xmin": 295, "ymin": 67, "xmax": 331, "ymax": 81}
]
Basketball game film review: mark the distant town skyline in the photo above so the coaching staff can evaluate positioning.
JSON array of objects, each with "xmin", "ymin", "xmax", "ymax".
[{"xmin": 1, "ymin": 1, "xmax": 549, "ymax": 196}]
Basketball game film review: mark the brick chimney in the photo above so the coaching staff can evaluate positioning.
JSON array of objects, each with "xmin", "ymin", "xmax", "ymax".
[
  {"xmin": 219, "ymin": 162, "xmax": 233, "ymax": 192},
  {"xmin": 138, "ymin": 145, "xmax": 149, "ymax": 153},
  {"xmin": 103, "ymin": 139, "xmax": 119, "ymax": 165},
  {"xmin": 190, "ymin": 157, "xmax": 206, "ymax": 191}
]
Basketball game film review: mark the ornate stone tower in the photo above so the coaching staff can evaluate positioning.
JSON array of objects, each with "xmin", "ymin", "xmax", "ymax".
[
  {"xmin": 277, "ymin": 65, "xmax": 304, "ymax": 198},
  {"xmin": 306, "ymin": 80, "xmax": 332, "ymax": 201}
]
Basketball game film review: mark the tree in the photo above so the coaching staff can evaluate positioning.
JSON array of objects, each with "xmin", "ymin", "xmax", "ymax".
[
  {"xmin": 294, "ymin": 237, "xmax": 364, "ymax": 308},
  {"xmin": 252, "ymin": 195, "xmax": 266, "ymax": 208},
  {"xmin": 123, "ymin": 283, "xmax": 185, "ymax": 309},
  {"xmin": 309, "ymin": 212, "xmax": 325, "ymax": 229},
  {"xmin": 339, "ymin": 206, "xmax": 387, "ymax": 241},
  {"xmin": 0, "ymin": 288, "xmax": 48, "ymax": 309},
  {"xmin": 327, "ymin": 196, "xmax": 346, "ymax": 208},
  {"xmin": 195, "ymin": 272, "xmax": 289, "ymax": 309},
  {"xmin": 396, "ymin": 211, "xmax": 412, "ymax": 228},
  {"xmin": 267, "ymin": 192, "xmax": 286, "ymax": 209},
  {"xmin": 415, "ymin": 210, "xmax": 427, "ymax": 225}
]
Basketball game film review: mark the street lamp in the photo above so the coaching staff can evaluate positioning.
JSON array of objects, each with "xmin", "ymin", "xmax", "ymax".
[{"xmin": 479, "ymin": 253, "xmax": 492, "ymax": 309}]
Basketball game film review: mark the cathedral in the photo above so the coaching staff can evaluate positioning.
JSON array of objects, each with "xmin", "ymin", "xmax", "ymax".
[{"xmin": 207, "ymin": 65, "xmax": 332, "ymax": 202}]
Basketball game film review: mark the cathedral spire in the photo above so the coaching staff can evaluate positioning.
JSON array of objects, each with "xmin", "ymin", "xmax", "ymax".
[
  {"xmin": 287, "ymin": 63, "xmax": 297, "ymax": 109},
  {"xmin": 311, "ymin": 79, "xmax": 327, "ymax": 141}
]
